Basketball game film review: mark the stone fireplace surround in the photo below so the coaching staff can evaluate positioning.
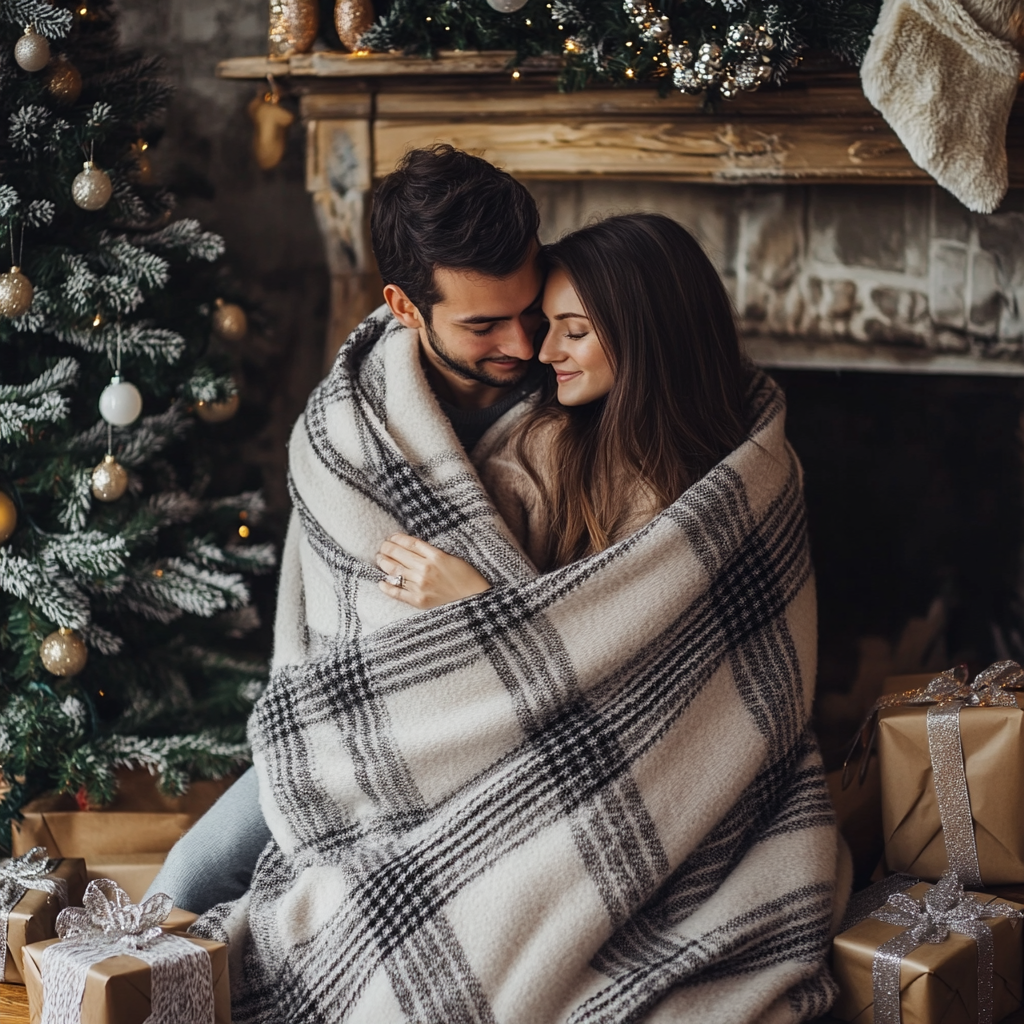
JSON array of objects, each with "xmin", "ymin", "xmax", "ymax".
[{"xmin": 218, "ymin": 52, "xmax": 1024, "ymax": 748}]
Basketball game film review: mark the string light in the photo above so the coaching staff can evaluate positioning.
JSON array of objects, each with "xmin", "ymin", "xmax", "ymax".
[
  {"xmin": 511, "ymin": 69, "xmax": 520, "ymax": 79},
  {"xmin": 238, "ymin": 524, "xmax": 250, "ymax": 538}
]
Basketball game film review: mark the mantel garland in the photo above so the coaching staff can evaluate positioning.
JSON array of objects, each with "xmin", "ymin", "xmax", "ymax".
[{"xmin": 359, "ymin": 0, "xmax": 883, "ymax": 98}]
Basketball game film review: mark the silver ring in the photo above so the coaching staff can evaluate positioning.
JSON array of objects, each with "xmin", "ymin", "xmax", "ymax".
[{"xmin": 385, "ymin": 573, "xmax": 404, "ymax": 589}]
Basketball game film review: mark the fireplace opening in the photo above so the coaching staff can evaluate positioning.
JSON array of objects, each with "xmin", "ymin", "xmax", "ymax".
[{"xmin": 773, "ymin": 368, "xmax": 1024, "ymax": 765}]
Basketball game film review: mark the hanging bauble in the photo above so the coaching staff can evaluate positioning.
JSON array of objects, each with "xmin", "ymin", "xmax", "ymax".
[
  {"xmin": 646, "ymin": 16, "xmax": 671, "ymax": 42},
  {"xmin": 211, "ymin": 298, "xmax": 249, "ymax": 341},
  {"xmin": 486, "ymin": 0, "xmax": 528, "ymax": 12},
  {"xmin": 726, "ymin": 23, "xmax": 755, "ymax": 49},
  {"xmin": 72, "ymin": 161, "xmax": 113, "ymax": 211},
  {"xmin": 99, "ymin": 375, "xmax": 142, "ymax": 426},
  {"xmin": 40, "ymin": 628, "xmax": 88, "ymax": 677},
  {"xmin": 247, "ymin": 90, "xmax": 295, "ymax": 170},
  {"xmin": 268, "ymin": 0, "xmax": 318, "ymax": 58},
  {"xmin": 669, "ymin": 43, "xmax": 694, "ymax": 68},
  {"xmin": 90, "ymin": 454, "xmax": 128, "ymax": 502},
  {"xmin": 44, "ymin": 56, "xmax": 82, "ymax": 104},
  {"xmin": 719, "ymin": 74, "xmax": 741, "ymax": 100},
  {"xmin": 195, "ymin": 392, "xmax": 240, "ymax": 423},
  {"xmin": 755, "ymin": 29, "xmax": 774, "ymax": 52},
  {"xmin": 14, "ymin": 26, "xmax": 50, "ymax": 72},
  {"xmin": 0, "ymin": 491, "xmax": 16, "ymax": 544},
  {"xmin": 334, "ymin": 0, "xmax": 375, "ymax": 51},
  {"xmin": 697, "ymin": 42, "xmax": 723, "ymax": 69},
  {"xmin": 0, "ymin": 266, "xmax": 34, "ymax": 317},
  {"xmin": 673, "ymin": 65, "xmax": 703, "ymax": 94}
]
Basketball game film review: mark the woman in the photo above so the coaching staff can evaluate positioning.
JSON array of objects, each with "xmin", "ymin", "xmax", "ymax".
[{"xmin": 375, "ymin": 212, "xmax": 750, "ymax": 604}]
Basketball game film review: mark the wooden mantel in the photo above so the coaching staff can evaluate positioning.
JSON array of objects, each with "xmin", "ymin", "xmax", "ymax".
[{"xmin": 217, "ymin": 51, "xmax": 1024, "ymax": 369}]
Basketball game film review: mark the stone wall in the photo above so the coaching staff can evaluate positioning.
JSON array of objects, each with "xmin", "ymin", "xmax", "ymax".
[{"xmin": 531, "ymin": 181, "xmax": 1024, "ymax": 363}]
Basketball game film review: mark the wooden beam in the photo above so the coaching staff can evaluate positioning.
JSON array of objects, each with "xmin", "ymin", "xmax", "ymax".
[{"xmin": 372, "ymin": 117, "xmax": 932, "ymax": 183}]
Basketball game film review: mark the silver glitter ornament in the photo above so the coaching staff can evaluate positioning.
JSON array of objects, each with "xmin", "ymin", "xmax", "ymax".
[
  {"xmin": 669, "ymin": 43, "xmax": 693, "ymax": 67},
  {"xmin": 0, "ymin": 266, "xmax": 33, "ymax": 317},
  {"xmin": 72, "ymin": 161, "xmax": 113, "ymax": 211},
  {"xmin": 14, "ymin": 25, "xmax": 49, "ymax": 72},
  {"xmin": 673, "ymin": 65, "xmax": 703, "ymax": 94},
  {"xmin": 486, "ymin": 0, "xmax": 529, "ymax": 12},
  {"xmin": 697, "ymin": 41, "xmax": 722, "ymax": 68},
  {"xmin": 726, "ymin": 22, "xmax": 755, "ymax": 49},
  {"xmin": 719, "ymin": 74, "xmax": 740, "ymax": 99},
  {"xmin": 643, "ymin": 15, "xmax": 671, "ymax": 41},
  {"xmin": 734, "ymin": 58, "xmax": 762, "ymax": 90}
]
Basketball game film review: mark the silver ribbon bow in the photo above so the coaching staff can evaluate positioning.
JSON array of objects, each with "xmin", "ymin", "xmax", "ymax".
[
  {"xmin": 40, "ymin": 879, "xmax": 215, "ymax": 1024},
  {"xmin": 0, "ymin": 846, "xmax": 67, "ymax": 970},
  {"xmin": 870, "ymin": 872, "xmax": 1023, "ymax": 1024},
  {"xmin": 844, "ymin": 660, "xmax": 1024, "ymax": 886}
]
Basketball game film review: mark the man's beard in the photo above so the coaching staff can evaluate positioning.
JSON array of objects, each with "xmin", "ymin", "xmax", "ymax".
[{"xmin": 424, "ymin": 320, "xmax": 529, "ymax": 389}]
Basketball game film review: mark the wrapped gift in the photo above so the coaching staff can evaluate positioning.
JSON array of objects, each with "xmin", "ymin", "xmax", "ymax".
[
  {"xmin": 12, "ymin": 769, "xmax": 235, "ymax": 859},
  {"xmin": 844, "ymin": 661, "xmax": 1024, "ymax": 885},
  {"xmin": 21, "ymin": 879, "xmax": 229, "ymax": 1024},
  {"xmin": 85, "ymin": 855, "xmax": 166, "ymax": 904},
  {"xmin": 832, "ymin": 874, "xmax": 1024, "ymax": 1024},
  {"xmin": 2, "ymin": 848, "xmax": 87, "ymax": 985}
]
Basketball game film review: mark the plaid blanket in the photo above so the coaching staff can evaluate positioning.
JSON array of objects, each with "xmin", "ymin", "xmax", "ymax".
[{"xmin": 195, "ymin": 307, "xmax": 841, "ymax": 1023}]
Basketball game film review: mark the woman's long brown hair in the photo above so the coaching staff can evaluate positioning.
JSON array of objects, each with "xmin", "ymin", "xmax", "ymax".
[{"xmin": 515, "ymin": 213, "xmax": 750, "ymax": 568}]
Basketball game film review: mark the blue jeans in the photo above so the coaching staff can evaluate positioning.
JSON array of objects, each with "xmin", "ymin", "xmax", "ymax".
[{"xmin": 144, "ymin": 766, "xmax": 270, "ymax": 914}]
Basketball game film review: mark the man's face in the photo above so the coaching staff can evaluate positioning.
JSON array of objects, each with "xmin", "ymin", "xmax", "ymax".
[{"xmin": 422, "ymin": 244, "xmax": 545, "ymax": 389}]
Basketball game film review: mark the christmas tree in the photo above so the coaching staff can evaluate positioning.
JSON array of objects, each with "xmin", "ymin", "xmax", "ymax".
[{"xmin": 0, "ymin": 0, "xmax": 274, "ymax": 852}]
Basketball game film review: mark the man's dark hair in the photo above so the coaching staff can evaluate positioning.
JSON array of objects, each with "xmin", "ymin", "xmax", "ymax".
[{"xmin": 370, "ymin": 145, "xmax": 540, "ymax": 318}]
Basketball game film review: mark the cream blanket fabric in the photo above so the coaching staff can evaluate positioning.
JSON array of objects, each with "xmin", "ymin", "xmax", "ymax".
[{"xmin": 195, "ymin": 306, "xmax": 841, "ymax": 1024}]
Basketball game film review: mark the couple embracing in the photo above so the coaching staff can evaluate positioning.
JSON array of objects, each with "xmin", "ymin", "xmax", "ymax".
[{"xmin": 163, "ymin": 145, "xmax": 845, "ymax": 1022}]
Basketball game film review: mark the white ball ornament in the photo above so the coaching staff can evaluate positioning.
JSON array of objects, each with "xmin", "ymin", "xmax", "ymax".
[
  {"xmin": 72, "ymin": 161, "xmax": 113, "ymax": 211},
  {"xmin": 99, "ymin": 375, "xmax": 142, "ymax": 427},
  {"xmin": 486, "ymin": 0, "xmax": 528, "ymax": 12},
  {"xmin": 14, "ymin": 25, "xmax": 50, "ymax": 72}
]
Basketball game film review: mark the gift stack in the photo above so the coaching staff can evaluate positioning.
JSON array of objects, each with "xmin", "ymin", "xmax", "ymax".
[
  {"xmin": 12, "ymin": 769, "xmax": 232, "ymax": 901},
  {"xmin": 831, "ymin": 660, "xmax": 1024, "ymax": 1023}
]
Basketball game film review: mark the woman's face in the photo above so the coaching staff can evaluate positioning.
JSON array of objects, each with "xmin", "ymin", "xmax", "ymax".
[{"xmin": 538, "ymin": 269, "xmax": 615, "ymax": 406}]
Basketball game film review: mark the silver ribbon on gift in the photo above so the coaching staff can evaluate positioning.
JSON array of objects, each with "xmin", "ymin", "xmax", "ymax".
[
  {"xmin": 869, "ymin": 872, "xmax": 1023, "ymax": 1024},
  {"xmin": 39, "ymin": 878, "xmax": 215, "ymax": 1024},
  {"xmin": 844, "ymin": 660, "xmax": 1024, "ymax": 886},
  {"xmin": 0, "ymin": 846, "xmax": 67, "ymax": 971}
]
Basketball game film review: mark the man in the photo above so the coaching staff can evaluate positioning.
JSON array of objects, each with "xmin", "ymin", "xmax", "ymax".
[{"xmin": 147, "ymin": 144, "xmax": 547, "ymax": 912}]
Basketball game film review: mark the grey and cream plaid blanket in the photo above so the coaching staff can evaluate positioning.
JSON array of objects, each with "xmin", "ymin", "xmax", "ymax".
[{"xmin": 195, "ymin": 307, "xmax": 842, "ymax": 1023}]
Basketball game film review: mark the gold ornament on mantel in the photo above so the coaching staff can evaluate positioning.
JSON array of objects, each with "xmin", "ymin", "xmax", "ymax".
[
  {"xmin": 248, "ymin": 83, "xmax": 295, "ymax": 170},
  {"xmin": 335, "ymin": 0, "xmax": 375, "ymax": 51},
  {"xmin": 44, "ymin": 56, "xmax": 82, "ymax": 104},
  {"xmin": 40, "ymin": 627, "xmax": 88, "ymax": 677},
  {"xmin": 90, "ymin": 454, "xmax": 128, "ymax": 502},
  {"xmin": 0, "ymin": 266, "xmax": 34, "ymax": 317},
  {"xmin": 212, "ymin": 298, "xmax": 248, "ymax": 341},
  {"xmin": 268, "ymin": 0, "xmax": 318, "ymax": 58},
  {"xmin": 0, "ymin": 491, "xmax": 17, "ymax": 545}
]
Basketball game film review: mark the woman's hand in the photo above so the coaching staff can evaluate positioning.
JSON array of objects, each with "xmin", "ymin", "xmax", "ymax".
[{"xmin": 376, "ymin": 534, "xmax": 491, "ymax": 609}]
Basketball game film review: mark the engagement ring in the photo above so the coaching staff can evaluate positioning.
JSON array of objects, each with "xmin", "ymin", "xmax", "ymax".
[{"xmin": 384, "ymin": 573, "xmax": 404, "ymax": 589}]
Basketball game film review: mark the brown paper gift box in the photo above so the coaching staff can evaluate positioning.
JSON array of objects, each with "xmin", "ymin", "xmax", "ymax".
[
  {"xmin": 3, "ymin": 859, "xmax": 87, "ymax": 985},
  {"xmin": 21, "ymin": 930, "xmax": 230, "ymax": 1024},
  {"xmin": 831, "ymin": 883, "xmax": 1024, "ymax": 1024},
  {"xmin": 878, "ymin": 700, "xmax": 1024, "ymax": 884},
  {"xmin": 12, "ymin": 770, "xmax": 235, "ymax": 859},
  {"xmin": 85, "ymin": 855, "xmax": 166, "ymax": 904}
]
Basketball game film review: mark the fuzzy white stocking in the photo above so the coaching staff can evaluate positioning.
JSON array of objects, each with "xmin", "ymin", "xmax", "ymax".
[{"xmin": 861, "ymin": 0, "xmax": 1024, "ymax": 213}]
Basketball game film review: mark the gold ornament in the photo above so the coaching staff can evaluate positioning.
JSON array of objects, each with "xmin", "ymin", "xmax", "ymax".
[
  {"xmin": 90, "ymin": 454, "xmax": 128, "ymax": 502},
  {"xmin": 0, "ymin": 266, "xmax": 34, "ymax": 317},
  {"xmin": 196, "ymin": 392, "xmax": 240, "ymax": 423},
  {"xmin": 0, "ymin": 491, "xmax": 16, "ymax": 544},
  {"xmin": 212, "ymin": 298, "xmax": 248, "ymax": 341},
  {"xmin": 334, "ymin": 0, "xmax": 375, "ymax": 51},
  {"xmin": 14, "ymin": 25, "xmax": 50, "ymax": 72},
  {"xmin": 248, "ymin": 89, "xmax": 294, "ymax": 170},
  {"xmin": 129, "ymin": 139, "xmax": 155, "ymax": 185},
  {"xmin": 40, "ymin": 627, "xmax": 88, "ymax": 677},
  {"xmin": 72, "ymin": 161, "xmax": 113, "ymax": 211},
  {"xmin": 44, "ymin": 56, "xmax": 82, "ymax": 104},
  {"xmin": 268, "ymin": 0, "xmax": 318, "ymax": 58}
]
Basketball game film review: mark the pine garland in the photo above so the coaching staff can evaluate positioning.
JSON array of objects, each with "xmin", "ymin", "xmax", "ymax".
[
  {"xmin": 0, "ymin": 0, "xmax": 271, "ymax": 850},
  {"xmin": 361, "ymin": 0, "xmax": 882, "ymax": 97}
]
